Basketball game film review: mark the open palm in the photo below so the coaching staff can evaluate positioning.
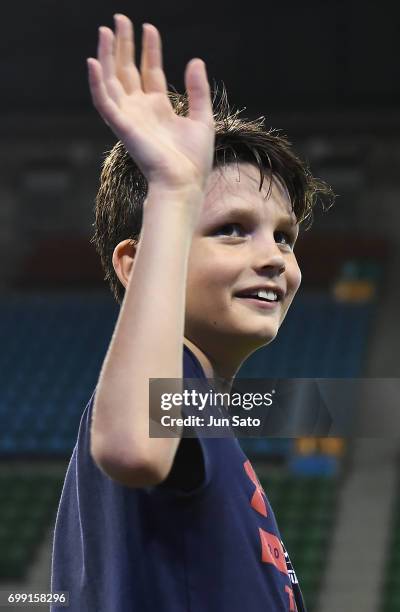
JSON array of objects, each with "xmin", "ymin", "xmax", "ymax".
[{"xmin": 87, "ymin": 14, "xmax": 215, "ymax": 193}]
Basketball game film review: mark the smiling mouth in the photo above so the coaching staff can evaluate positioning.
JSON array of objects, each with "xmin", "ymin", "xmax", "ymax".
[{"xmin": 234, "ymin": 296, "xmax": 280, "ymax": 310}]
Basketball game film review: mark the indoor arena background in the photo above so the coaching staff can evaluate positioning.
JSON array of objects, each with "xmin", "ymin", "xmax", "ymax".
[{"xmin": 0, "ymin": 1, "xmax": 399, "ymax": 611}]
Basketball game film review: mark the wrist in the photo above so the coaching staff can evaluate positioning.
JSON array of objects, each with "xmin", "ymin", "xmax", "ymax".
[
  {"xmin": 144, "ymin": 183, "xmax": 205, "ymax": 224},
  {"xmin": 147, "ymin": 181, "xmax": 205, "ymax": 202}
]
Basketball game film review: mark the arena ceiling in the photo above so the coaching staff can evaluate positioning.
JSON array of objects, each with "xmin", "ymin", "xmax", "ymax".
[{"xmin": 1, "ymin": 0, "xmax": 399, "ymax": 119}]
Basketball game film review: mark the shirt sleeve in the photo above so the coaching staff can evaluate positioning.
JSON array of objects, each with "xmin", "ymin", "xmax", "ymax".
[{"xmin": 157, "ymin": 426, "xmax": 213, "ymax": 497}]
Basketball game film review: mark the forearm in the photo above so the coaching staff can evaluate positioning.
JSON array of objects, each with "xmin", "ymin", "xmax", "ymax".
[{"xmin": 91, "ymin": 186, "xmax": 203, "ymax": 484}]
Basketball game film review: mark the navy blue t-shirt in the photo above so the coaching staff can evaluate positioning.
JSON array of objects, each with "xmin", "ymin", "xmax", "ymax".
[{"xmin": 51, "ymin": 345, "xmax": 306, "ymax": 611}]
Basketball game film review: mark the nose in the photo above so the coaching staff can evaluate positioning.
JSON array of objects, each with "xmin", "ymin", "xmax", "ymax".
[{"xmin": 252, "ymin": 243, "xmax": 286, "ymax": 276}]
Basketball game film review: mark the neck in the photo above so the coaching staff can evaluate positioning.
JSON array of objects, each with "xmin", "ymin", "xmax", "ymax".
[{"xmin": 183, "ymin": 337, "xmax": 241, "ymax": 394}]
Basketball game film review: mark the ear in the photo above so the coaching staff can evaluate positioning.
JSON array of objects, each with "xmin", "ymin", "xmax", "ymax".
[{"xmin": 112, "ymin": 239, "xmax": 138, "ymax": 289}]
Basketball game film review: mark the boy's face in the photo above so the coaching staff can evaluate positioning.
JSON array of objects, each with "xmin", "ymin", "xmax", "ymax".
[{"xmin": 184, "ymin": 162, "xmax": 302, "ymax": 370}]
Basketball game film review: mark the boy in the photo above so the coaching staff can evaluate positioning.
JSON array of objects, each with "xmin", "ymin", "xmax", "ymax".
[{"xmin": 51, "ymin": 13, "xmax": 332, "ymax": 611}]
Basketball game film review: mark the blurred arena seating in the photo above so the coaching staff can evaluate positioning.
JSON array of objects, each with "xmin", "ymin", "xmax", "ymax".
[
  {"xmin": 0, "ymin": 472, "xmax": 63, "ymax": 581},
  {"xmin": 260, "ymin": 470, "xmax": 339, "ymax": 612},
  {"xmin": 0, "ymin": 291, "xmax": 116, "ymax": 455},
  {"xmin": 380, "ymin": 470, "xmax": 400, "ymax": 612},
  {"xmin": 0, "ymin": 289, "xmax": 376, "ymax": 456}
]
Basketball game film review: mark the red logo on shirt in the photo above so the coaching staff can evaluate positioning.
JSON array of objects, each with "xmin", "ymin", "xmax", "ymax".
[
  {"xmin": 285, "ymin": 585, "xmax": 296, "ymax": 611},
  {"xmin": 259, "ymin": 528, "xmax": 288, "ymax": 575},
  {"xmin": 243, "ymin": 459, "xmax": 268, "ymax": 517},
  {"xmin": 243, "ymin": 458, "xmax": 298, "ymax": 610}
]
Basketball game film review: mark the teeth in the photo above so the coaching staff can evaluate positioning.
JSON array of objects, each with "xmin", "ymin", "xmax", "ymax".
[{"xmin": 250, "ymin": 289, "xmax": 278, "ymax": 301}]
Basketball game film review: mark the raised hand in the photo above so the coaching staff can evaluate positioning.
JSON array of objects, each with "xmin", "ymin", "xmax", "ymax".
[{"xmin": 87, "ymin": 14, "xmax": 215, "ymax": 194}]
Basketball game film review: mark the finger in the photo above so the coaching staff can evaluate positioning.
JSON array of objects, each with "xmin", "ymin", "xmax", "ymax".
[
  {"xmin": 185, "ymin": 59, "xmax": 214, "ymax": 126},
  {"xmin": 87, "ymin": 58, "xmax": 121, "ymax": 126},
  {"xmin": 140, "ymin": 23, "xmax": 168, "ymax": 94},
  {"xmin": 114, "ymin": 14, "xmax": 140, "ymax": 94},
  {"xmin": 97, "ymin": 26, "xmax": 125, "ymax": 103}
]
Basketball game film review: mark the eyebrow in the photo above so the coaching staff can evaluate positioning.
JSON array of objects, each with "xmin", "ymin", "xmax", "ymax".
[{"xmin": 210, "ymin": 203, "xmax": 298, "ymax": 227}]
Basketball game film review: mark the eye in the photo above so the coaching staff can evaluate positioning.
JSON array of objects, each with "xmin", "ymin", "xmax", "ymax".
[
  {"xmin": 275, "ymin": 231, "xmax": 295, "ymax": 249},
  {"xmin": 213, "ymin": 223, "xmax": 246, "ymax": 237}
]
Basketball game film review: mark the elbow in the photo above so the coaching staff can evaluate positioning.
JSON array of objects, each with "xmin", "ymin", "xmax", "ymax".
[{"xmin": 90, "ymin": 440, "xmax": 166, "ymax": 488}]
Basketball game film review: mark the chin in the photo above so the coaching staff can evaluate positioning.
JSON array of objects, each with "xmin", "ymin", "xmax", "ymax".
[
  {"xmin": 236, "ymin": 326, "xmax": 278, "ymax": 350},
  {"xmin": 255, "ymin": 331, "xmax": 278, "ymax": 347}
]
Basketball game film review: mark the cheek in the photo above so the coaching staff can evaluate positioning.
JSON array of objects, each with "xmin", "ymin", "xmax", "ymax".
[
  {"xmin": 287, "ymin": 259, "xmax": 302, "ymax": 295},
  {"xmin": 189, "ymin": 270, "xmax": 235, "ymax": 307},
  {"xmin": 294, "ymin": 269, "xmax": 302, "ymax": 293},
  {"xmin": 280, "ymin": 262, "xmax": 301, "ymax": 317},
  {"xmin": 187, "ymin": 245, "xmax": 239, "ymax": 295}
]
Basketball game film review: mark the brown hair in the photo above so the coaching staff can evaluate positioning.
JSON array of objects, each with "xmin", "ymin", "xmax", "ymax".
[{"xmin": 90, "ymin": 83, "xmax": 334, "ymax": 305}]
